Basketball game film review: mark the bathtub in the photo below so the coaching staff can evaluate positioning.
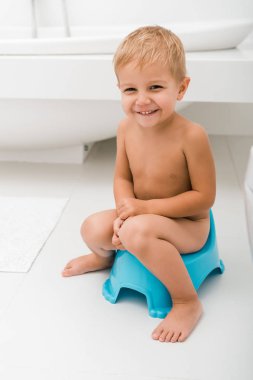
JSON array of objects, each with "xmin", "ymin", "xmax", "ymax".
[{"xmin": 0, "ymin": 19, "xmax": 252, "ymax": 163}]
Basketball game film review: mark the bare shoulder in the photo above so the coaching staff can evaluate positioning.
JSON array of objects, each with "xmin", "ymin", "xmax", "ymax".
[
  {"xmin": 180, "ymin": 120, "xmax": 210, "ymax": 151},
  {"xmin": 182, "ymin": 120, "xmax": 209, "ymax": 141},
  {"xmin": 117, "ymin": 117, "xmax": 132, "ymax": 135},
  {"xmin": 116, "ymin": 118, "xmax": 134, "ymax": 153},
  {"xmin": 117, "ymin": 118, "xmax": 127, "ymax": 135}
]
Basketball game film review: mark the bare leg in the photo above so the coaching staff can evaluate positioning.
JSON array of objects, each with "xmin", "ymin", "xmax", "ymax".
[
  {"xmin": 62, "ymin": 209, "xmax": 118, "ymax": 277},
  {"xmin": 118, "ymin": 214, "xmax": 210, "ymax": 343}
]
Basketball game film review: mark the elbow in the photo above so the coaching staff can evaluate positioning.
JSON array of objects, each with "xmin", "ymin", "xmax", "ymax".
[
  {"xmin": 209, "ymin": 188, "xmax": 216, "ymax": 208},
  {"xmin": 197, "ymin": 190, "xmax": 215, "ymax": 211},
  {"xmin": 202, "ymin": 193, "xmax": 216, "ymax": 210}
]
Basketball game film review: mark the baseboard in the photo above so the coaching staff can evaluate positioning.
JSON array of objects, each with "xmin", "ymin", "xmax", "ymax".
[{"xmin": 0, "ymin": 144, "xmax": 94, "ymax": 164}]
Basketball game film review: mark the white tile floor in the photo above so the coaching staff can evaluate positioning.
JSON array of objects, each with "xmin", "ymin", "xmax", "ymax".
[{"xmin": 0, "ymin": 136, "xmax": 253, "ymax": 380}]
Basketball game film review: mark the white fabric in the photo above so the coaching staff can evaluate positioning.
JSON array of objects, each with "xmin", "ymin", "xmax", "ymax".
[{"xmin": 0, "ymin": 196, "xmax": 68, "ymax": 272}]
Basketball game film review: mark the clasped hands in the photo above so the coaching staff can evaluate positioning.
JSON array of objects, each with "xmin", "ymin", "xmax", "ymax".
[{"xmin": 112, "ymin": 197, "xmax": 148, "ymax": 250}]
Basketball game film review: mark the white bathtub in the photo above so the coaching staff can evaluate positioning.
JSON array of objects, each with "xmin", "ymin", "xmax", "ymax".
[{"xmin": 0, "ymin": 19, "xmax": 252, "ymax": 163}]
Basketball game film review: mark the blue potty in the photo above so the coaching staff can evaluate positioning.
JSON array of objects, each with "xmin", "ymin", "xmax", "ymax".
[{"xmin": 102, "ymin": 210, "xmax": 225, "ymax": 318}]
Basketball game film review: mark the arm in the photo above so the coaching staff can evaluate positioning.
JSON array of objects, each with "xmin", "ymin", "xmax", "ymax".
[
  {"xmin": 146, "ymin": 125, "xmax": 216, "ymax": 218},
  {"xmin": 113, "ymin": 120, "xmax": 135, "ymax": 211}
]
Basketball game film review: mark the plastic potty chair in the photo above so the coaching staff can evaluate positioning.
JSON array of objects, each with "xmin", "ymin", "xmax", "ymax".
[{"xmin": 102, "ymin": 210, "xmax": 225, "ymax": 318}]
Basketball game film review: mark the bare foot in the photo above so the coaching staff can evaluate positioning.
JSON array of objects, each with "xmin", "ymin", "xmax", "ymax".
[
  {"xmin": 62, "ymin": 253, "xmax": 114, "ymax": 277},
  {"xmin": 152, "ymin": 298, "xmax": 203, "ymax": 343}
]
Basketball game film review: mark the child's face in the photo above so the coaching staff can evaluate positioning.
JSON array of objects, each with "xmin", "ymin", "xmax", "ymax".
[{"xmin": 117, "ymin": 61, "xmax": 190, "ymax": 130}]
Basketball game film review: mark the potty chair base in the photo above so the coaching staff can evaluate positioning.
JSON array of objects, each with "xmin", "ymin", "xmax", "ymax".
[{"xmin": 103, "ymin": 211, "xmax": 224, "ymax": 318}]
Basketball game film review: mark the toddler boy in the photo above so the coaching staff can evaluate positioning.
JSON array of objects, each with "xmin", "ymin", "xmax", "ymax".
[{"xmin": 63, "ymin": 26, "xmax": 216, "ymax": 343}]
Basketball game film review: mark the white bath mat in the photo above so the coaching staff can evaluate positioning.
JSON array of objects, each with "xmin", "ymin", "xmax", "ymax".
[{"xmin": 0, "ymin": 196, "xmax": 69, "ymax": 272}]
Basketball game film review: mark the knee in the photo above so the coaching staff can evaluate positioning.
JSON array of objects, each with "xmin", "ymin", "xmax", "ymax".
[
  {"xmin": 118, "ymin": 216, "xmax": 152, "ymax": 254},
  {"xmin": 80, "ymin": 213, "xmax": 102, "ymax": 245}
]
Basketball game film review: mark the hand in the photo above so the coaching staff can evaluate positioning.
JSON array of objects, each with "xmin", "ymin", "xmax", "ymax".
[
  {"xmin": 112, "ymin": 217, "xmax": 125, "ymax": 250},
  {"xmin": 113, "ymin": 217, "xmax": 124, "ymax": 236},
  {"xmin": 117, "ymin": 198, "xmax": 148, "ymax": 220}
]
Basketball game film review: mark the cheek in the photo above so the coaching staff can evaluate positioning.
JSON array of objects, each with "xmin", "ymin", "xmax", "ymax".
[
  {"xmin": 156, "ymin": 94, "xmax": 172, "ymax": 109},
  {"xmin": 121, "ymin": 96, "xmax": 133, "ymax": 113},
  {"xmin": 157, "ymin": 92, "xmax": 177, "ymax": 108}
]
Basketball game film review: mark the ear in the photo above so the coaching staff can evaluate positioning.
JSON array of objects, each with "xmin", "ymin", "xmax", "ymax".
[{"xmin": 177, "ymin": 77, "xmax": 190, "ymax": 100}]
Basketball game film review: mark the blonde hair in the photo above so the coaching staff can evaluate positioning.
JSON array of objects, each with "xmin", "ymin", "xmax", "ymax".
[{"xmin": 114, "ymin": 25, "xmax": 186, "ymax": 82}]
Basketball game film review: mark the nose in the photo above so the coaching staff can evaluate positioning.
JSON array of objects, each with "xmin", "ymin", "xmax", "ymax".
[{"xmin": 135, "ymin": 92, "xmax": 151, "ymax": 106}]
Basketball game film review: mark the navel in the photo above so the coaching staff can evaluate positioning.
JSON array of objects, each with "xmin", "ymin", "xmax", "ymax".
[{"xmin": 169, "ymin": 173, "xmax": 177, "ymax": 180}]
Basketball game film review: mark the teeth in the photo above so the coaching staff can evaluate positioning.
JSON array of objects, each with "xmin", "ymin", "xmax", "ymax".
[{"xmin": 139, "ymin": 110, "xmax": 155, "ymax": 115}]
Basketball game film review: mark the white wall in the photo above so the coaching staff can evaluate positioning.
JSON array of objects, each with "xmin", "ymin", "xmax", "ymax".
[
  {"xmin": 35, "ymin": 0, "xmax": 65, "ymax": 27},
  {"xmin": 66, "ymin": 0, "xmax": 253, "ymax": 26},
  {"xmin": 0, "ymin": 0, "xmax": 252, "ymax": 136},
  {"xmin": 181, "ymin": 103, "xmax": 253, "ymax": 136},
  {"xmin": 0, "ymin": 0, "xmax": 253, "ymax": 29},
  {"xmin": 0, "ymin": 0, "xmax": 31, "ymax": 27}
]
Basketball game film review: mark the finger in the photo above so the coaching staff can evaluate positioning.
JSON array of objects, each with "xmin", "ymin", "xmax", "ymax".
[
  {"xmin": 112, "ymin": 234, "xmax": 124, "ymax": 249},
  {"xmin": 113, "ymin": 223, "xmax": 121, "ymax": 235},
  {"xmin": 118, "ymin": 218, "xmax": 124, "ymax": 228},
  {"xmin": 115, "ymin": 216, "xmax": 125, "ymax": 229},
  {"xmin": 113, "ymin": 218, "xmax": 120, "ymax": 228},
  {"xmin": 114, "ymin": 223, "xmax": 121, "ymax": 233},
  {"xmin": 112, "ymin": 235, "xmax": 118, "ymax": 245},
  {"xmin": 112, "ymin": 238, "xmax": 119, "ymax": 247},
  {"xmin": 113, "ymin": 224, "xmax": 119, "ymax": 234},
  {"xmin": 112, "ymin": 236, "xmax": 121, "ymax": 246},
  {"xmin": 116, "ymin": 244, "xmax": 124, "ymax": 251}
]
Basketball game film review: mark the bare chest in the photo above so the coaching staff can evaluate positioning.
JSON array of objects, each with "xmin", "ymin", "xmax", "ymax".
[{"xmin": 126, "ymin": 136, "xmax": 191, "ymax": 199}]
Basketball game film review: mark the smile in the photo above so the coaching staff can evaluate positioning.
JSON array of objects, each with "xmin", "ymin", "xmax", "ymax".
[{"xmin": 137, "ymin": 110, "xmax": 158, "ymax": 115}]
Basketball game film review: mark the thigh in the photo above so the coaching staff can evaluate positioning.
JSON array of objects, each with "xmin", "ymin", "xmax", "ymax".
[{"xmin": 126, "ymin": 214, "xmax": 210, "ymax": 254}]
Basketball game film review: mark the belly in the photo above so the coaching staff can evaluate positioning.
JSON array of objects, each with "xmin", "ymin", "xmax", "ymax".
[
  {"xmin": 133, "ymin": 175, "xmax": 191, "ymax": 200},
  {"xmin": 131, "ymin": 169, "xmax": 210, "ymax": 221},
  {"xmin": 134, "ymin": 180, "xmax": 209, "ymax": 220}
]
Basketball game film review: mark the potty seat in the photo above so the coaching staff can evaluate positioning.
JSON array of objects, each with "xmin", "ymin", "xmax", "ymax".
[{"xmin": 102, "ymin": 210, "xmax": 225, "ymax": 318}]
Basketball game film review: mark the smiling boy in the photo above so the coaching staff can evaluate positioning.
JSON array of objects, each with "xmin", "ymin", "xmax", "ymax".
[{"xmin": 62, "ymin": 26, "xmax": 216, "ymax": 343}]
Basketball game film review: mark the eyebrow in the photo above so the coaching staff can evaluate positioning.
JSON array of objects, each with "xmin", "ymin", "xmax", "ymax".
[
  {"xmin": 119, "ymin": 83, "xmax": 135, "ymax": 88},
  {"xmin": 147, "ymin": 80, "xmax": 168, "ymax": 84},
  {"xmin": 119, "ymin": 80, "xmax": 168, "ymax": 87}
]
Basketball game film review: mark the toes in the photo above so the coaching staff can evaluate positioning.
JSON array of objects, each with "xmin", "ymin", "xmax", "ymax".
[
  {"xmin": 62, "ymin": 268, "xmax": 73, "ymax": 277},
  {"xmin": 152, "ymin": 324, "xmax": 184, "ymax": 343},
  {"xmin": 62, "ymin": 262, "xmax": 72, "ymax": 271},
  {"xmin": 165, "ymin": 330, "xmax": 174, "ymax": 342},
  {"xmin": 170, "ymin": 331, "xmax": 181, "ymax": 343},
  {"xmin": 178, "ymin": 332, "xmax": 188, "ymax": 342},
  {"xmin": 62, "ymin": 264, "xmax": 78, "ymax": 277},
  {"xmin": 158, "ymin": 330, "xmax": 168, "ymax": 342},
  {"xmin": 64, "ymin": 260, "xmax": 73, "ymax": 268},
  {"xmin": 152, "ymin": 324, "xmax": 177, "ymax": 343},
  {"xmin": 164, "ymin": 330, "xmax": 180, "ymax": 343},
  {"xmin": 152, "ymin": 326, "xmax": 163, "ymax": 341}
]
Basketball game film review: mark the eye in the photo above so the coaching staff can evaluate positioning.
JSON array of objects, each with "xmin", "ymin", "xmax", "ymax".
[
  {"xmin": 123, "ymin": 87, "xmax": 136, "ymax": 93},
  {"xmin": 149, "ymin": 85, "xmax": 163, "ymax": 90}
]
